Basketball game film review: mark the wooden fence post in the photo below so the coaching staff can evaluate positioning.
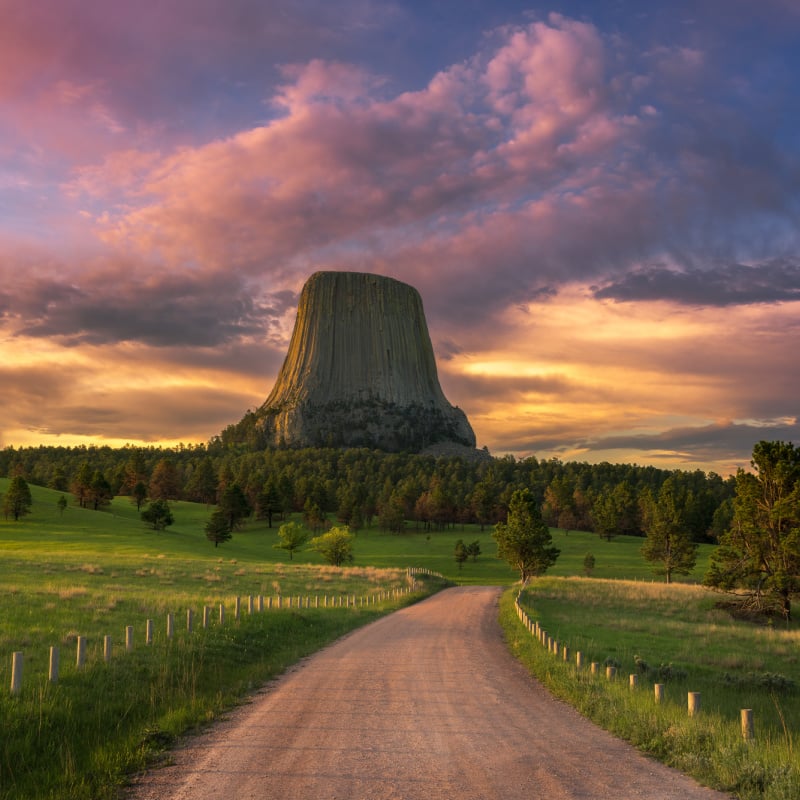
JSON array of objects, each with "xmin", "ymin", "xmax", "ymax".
[
  {"xmin": 203, "ymin": 606, "xmax": 210, "ymax": 628},
  {"xmin": 76, "ymin": 636, "xmax": 86, "ymax": 670},
  {"xmin": 187, "ymin": 608, "xmax": 194, "ymax": 633},
  {"xmin": 49, "ymin": 646, "xmax": 59, "ymax": 683},
  {"xmin": 167, "ymin": 612, "xmax": 174, "ymax": 639},
  {"xmin": 576, "ymin": 651, "xmax": 583, "ymax": 669},
  {"xmin": 606, "ymin": 665, "xmax": 617, "ymax": 680},
  {"xmin": 688, "ymin": 692, "xmax": 701, "ymax": 716},
  {"xmin": 235, "ymin": 596, "xmax": 241, "ymax": 620},
  {"xmin": 10, "ymin": 652, "xmax": 23, "ymax": 695},
  {"xmin": 654, "ymin": 683, "xmax": 664, "ymax": 703},
  {"xmin": 219, "ymin": 604, "xmax": 225, "ymax": 625},
  {"xmin": 248, "ymin": 595, "xmax": 254, "ymax": 614},
  {"xmin": 590, "ymin": 662, "xmax": 599, "ymax": 675},
  {"xmin": 104, "ymin": 635, "xmax": 112, "ymax": 662},
  {"xmin": 126, "ymin": 626, "xmax": 134, "ymax": 652},
  {"xmin": 562, "ymin": 646, "xmax": 570, "ymax": 661},
  {"xmin": 741, "ymin": 709, "xmax": 754, "ymax": 740},
  {"xmin": 629, "ymin": 674, "xmax": 638, "ymax": 689},
  {"xmin": 146, "ymin": 619, "xmax": 154, "ymax": 644}
]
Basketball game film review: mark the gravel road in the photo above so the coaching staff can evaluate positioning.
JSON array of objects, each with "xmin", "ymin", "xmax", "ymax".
[{"xmin": 127, "ymin": 586, "xmax": 732, "ymax": 800}]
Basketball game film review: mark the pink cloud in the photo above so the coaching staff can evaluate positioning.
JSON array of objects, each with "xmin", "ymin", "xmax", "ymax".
[
  {"xmin": 484, "ymin": 15, "xmax": 606, "ymax": 126},
  {"xmin": 75, "ymin": 15, "xmax": 642, "ymax": 287}
]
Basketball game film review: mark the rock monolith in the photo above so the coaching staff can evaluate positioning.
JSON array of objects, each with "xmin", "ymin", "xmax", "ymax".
[{"xmin": 250, "ymin": 271, "xmax": 476, "ymax": 452}]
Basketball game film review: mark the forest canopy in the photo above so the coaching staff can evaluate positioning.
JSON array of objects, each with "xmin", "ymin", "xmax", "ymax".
[{"xmin": 0, "ymin": 443, "xmax": 733, "ymax": 542}]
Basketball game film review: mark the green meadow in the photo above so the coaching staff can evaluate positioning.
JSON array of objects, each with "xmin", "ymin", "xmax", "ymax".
[{"xmin": 1, "ymin": 478, "xmax": 797, "ymax": 799}]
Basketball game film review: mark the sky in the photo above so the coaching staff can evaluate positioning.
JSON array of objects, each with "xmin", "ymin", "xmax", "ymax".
[{"xmin": 1, "ymin": 0, "xmax": 799, "ymax": 476}]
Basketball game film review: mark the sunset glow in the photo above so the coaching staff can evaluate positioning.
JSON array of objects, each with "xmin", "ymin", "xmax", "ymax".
[{"xmin": 1, "ymin": 0, "xmax": 798, "ymax": 474}]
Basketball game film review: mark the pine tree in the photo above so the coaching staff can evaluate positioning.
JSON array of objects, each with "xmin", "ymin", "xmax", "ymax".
[
  {"xmin": 640, "ymin": 478, "xmax": 697, "ymax": 583},
  {"xmin": 493, "ymin": 489, "xmax": 559, "ymax": 582},
  {"xmin": 205, "ymin": 510, "xmax": 232, "ymax": 547},
  {"xmin": 3, "ymin": 475, "xmax": 33, "ymax": 521}
]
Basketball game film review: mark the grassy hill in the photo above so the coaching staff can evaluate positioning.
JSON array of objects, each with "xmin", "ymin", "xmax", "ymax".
[{"xmin": 0, "ymin": 478, "xmax": 716, "ymax": 580}]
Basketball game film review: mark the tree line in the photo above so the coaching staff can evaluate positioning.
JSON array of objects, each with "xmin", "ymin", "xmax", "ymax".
[
  {"xmin": 2, "ymin": 440, "xmax": 798, "ymax": 620},
  {"xmin": 0, "ymin": 444, "xmax": 734, "ymax": 542}
]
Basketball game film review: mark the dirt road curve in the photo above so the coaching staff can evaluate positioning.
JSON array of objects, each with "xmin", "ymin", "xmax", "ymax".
[{"xmin": 127, "ymin": 586, "xmax": 732, "ymax": 800}]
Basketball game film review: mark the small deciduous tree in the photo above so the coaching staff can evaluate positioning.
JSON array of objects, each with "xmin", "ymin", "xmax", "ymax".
[
  {"xmin": 57, "ymin": 494, "xmax": 68, "ymax": 516},
  {"xmin": 454, "ymin": 539, "xmax": 468, "ymax": 570},
  {"xmin": 466, "ymin": 540, "xmax": 481, "ymax": 562},
  {"xmin": 3, "ymin": 475, "xmax": 32, "ymax": 521},
  {"xmin": 310, "ymin": 526, "xmax": 354, "ymax": 566},
  {"xmin": 274, "ymin": 521, "xmax": 309, "ymax": 561},
  {"xmin": 583, "ymin": 552, "xmax": 596, "ymax": 576},
  {"xmin": 493, "ymin": 488, "xmax": 560, "ymax": 582},
  {"xmin": 141, "ymin": 498, "xmax": 174, "ymax": 531}
]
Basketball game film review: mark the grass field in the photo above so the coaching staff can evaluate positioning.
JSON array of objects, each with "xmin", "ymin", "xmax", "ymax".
[
  {"xmin": 1, "ymin": 478, "xmax": 796, "ymax": 799},
  {"xmin": 0, "ymin": 481, "xmax": 446, "ymax": 799}
]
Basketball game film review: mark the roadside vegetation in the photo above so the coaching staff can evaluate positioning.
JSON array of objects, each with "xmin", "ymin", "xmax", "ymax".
[
  {"xmin": 504, "ymin": 581, "xmax": 799, "ymax": 800},
  {"xmin": 0, "ymin": 483, "xmax": 447, "ymax": 799}
]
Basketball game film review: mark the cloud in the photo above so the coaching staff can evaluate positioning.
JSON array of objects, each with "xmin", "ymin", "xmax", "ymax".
[
  {"xmin": 580, "ymin": 419, "xmax": 800, "ymax": 470},
  {"xmin": 15, "ymin": 385, "xmax": 258, "ymax": 444},
  {"xmin": 51, "ymin": 10, "xmax": 795, "ymax": 333},
  {"xmin": 2, "ymin": 4, "xmax": 799, "ymax": 472},
  {"xmin": 69, "ymin": 17, "xmax": 634, "ymax": 279},
  {"xmin": 3, "ymin": 269, "xmax": 296, "ymax": 348},
  {"xmin": 592, "ymin": 258, "xmax": 800, "ymax": 305},
  {"xmin": 0, "ymin": 348, "xmax": 267, "ymax": 446}
]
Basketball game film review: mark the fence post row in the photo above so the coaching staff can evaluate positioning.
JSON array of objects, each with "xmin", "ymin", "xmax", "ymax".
[
  {"xmin": 8, "ymin": 578, "xmax": 412, "ymax": 694},
  {"xmin": 517, "ymin": 598, "xmax": 757, "ymax": 740}
]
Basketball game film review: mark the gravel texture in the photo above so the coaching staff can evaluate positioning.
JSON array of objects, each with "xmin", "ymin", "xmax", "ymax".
[{"xmin": 126, "ymin": 586, "xmax": 733, "ymax": 800}]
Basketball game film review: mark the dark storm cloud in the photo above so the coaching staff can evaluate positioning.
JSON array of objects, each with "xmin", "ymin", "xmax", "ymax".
[
  {"xmin": 592, "ymin": 259, "xmax": 800, "ymax": 306},
  {"xmin": 10, "ymin": 273, "xmax": 296, "ymax": 348},
  {"xmin": 581, "ymin": 420, "xmax": 800, "ymax": 466}
]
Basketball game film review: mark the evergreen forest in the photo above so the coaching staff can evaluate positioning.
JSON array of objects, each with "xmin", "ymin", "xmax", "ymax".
[{"xmin": 0, "ymin": 442, "xmax": 735, "ymax": 543}]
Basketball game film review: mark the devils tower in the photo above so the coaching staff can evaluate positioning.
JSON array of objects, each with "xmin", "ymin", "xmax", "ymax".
[{"xmin": 248, "ymin": 271, "xmax": 476, "ymax": 452}]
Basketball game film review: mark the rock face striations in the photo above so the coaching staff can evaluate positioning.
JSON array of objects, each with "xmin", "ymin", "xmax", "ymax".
[{"xmin": 252, "ymin": 271, "xmax": 476, "ymax": 452}]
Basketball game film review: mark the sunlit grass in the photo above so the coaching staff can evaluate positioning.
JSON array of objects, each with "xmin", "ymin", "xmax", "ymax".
[
  {"xmin": 506, "ymin": 579, "xmax": 799, "ymax": 799},
  {"xmin": 0, "ymin": 477, "xmax": 770, "ymax": 798},
  {"xmin": 0, "ymin": 480, "xmax": 447, "ymax": 799}
]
